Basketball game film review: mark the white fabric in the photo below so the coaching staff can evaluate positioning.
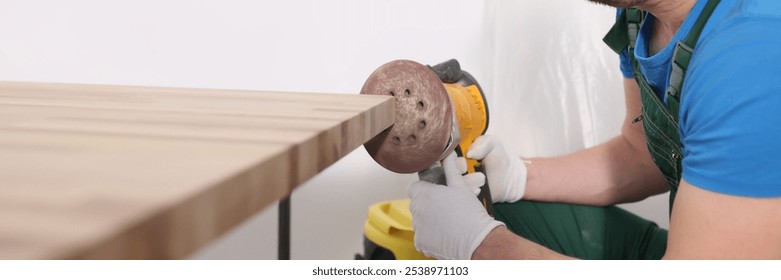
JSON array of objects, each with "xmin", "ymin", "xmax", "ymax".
[
  {"xmin": 479, "ymin": 1, "xmax": 669, "ymax": 228},
  {"xmin": 407, "ymin": 153, "xmax": 504, "ymax": 260},
  {"xmin": 467, "ymin": 135, "xmax": 527, "ymax": 203}
]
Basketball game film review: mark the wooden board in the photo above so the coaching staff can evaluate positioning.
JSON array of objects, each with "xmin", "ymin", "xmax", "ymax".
[{"xmin": 0, "ymin": 81, "xmax": 394, "ymax": 259}]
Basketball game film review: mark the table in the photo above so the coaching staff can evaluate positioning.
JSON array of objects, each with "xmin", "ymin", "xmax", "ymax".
[{"xmin": 0, "ymin": 81, "xmax": 394, "ymax": 259}]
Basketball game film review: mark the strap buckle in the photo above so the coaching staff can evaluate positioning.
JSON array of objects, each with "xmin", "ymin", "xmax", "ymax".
[
  {"xmin": 626, "ymin": 9, "xmax": 643, "ymax": 50},
  {"xmin": 666, "ymin": 41, "xmax": 694, "ymax": 99},
  {"xmin": 628, "ymin": 23, "xmax": 640, "ymax": 49}
]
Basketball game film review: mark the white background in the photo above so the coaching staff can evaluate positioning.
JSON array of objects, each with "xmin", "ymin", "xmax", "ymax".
[
  {"xmin": 0, "ymin": 260, "xmax": 769, "ymax": 280},
  {"xmin": 0, "ymin": 0, "xmax": 670, "ymax": 259}
]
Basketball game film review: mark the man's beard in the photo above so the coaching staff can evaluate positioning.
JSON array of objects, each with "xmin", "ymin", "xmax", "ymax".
[{"xmin": 587, "ymin": 0, "xmax": 645, "ymax": 8}]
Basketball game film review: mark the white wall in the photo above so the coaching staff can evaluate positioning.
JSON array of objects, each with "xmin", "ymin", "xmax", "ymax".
[
  {"xmin": 0, "ymin": 0, "xmax": 668, "ymax": 260},
  {"xmin": 478, "ymin": 0, "xmax": 670, "ymax": 232}
]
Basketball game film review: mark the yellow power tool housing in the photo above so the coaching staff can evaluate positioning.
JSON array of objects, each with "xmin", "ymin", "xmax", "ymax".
[{"xmin": 358, "ymin": 59, "xmax": 491, "ymax": 260}]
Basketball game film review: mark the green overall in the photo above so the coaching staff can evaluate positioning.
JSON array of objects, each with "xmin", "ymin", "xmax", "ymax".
[{"xmin": 491, "ymin": 0, "xmax": 720, "ymax": 259}]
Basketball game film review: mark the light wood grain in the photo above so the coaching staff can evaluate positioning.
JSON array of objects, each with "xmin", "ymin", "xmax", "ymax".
[{"xmin": 0, "ymin": 81, "xmax": 394, "ymax": 259}]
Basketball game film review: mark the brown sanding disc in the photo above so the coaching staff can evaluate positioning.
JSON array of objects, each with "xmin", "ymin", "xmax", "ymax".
[{"xmin": 361, "ymin": 60, "xmax": 453, "ymax": 173}]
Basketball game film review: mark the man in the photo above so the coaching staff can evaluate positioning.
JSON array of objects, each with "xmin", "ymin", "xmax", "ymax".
[{"xmin": 407, "ymin": 0, "xmax": 781, "ymax": 260}]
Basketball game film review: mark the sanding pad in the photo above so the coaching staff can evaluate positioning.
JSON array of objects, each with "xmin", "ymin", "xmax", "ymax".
[{"xmin": 361, "ymin": 60, "xmax": 453, "ymax": 173}]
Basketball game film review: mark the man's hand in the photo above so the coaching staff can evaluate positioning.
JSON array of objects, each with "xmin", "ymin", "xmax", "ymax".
[
  {"xmin": 407, "ymin": 152, "xmax": 505, "ymax": 260},
  {"xmin": 467, "ymin": 135, "xmax": 528, "ymax": 203}
]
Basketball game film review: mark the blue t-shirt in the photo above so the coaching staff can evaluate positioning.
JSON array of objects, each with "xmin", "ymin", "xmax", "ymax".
[{"xmin": 618, "ymin": 0, "xmax": 781, "ymax": 198}]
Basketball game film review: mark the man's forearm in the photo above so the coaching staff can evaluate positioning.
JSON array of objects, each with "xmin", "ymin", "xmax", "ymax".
[
  {"xmin": 523, "ymin": 134, "xmax": 667, "ymax": 206},
  {"xmin": 471, "ymin": 227, "xmax": 575, "ymax": 260},
  {"xmin": 519, "ymin": 78, "xmax": 667, "ymax": 206}
]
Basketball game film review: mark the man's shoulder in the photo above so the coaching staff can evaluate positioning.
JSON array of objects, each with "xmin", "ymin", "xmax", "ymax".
[
  {"xmin": 708, "ymin": 0, "xmax": 781, "ymax": 20},
  {"xmin": 737, "ymin": 0, "xmax": 781, "ymax": 18},
  {"xmin": 707, "ymin": 0, "xmax": 781, "ymax": 32},
  {"xmin": 685, "ymin": 1, "xmax": 781, "ymax": 99},
  {"xmin": 681, "ymin": 1, "xmax": 781, "ymax": 140},
  {"xmin": 679, "ymin": 1, "xmax": 781, "ymax": 199},
  {"xmin": 693, "ymin": 1, "xmax": 781, "ymax": 67}
]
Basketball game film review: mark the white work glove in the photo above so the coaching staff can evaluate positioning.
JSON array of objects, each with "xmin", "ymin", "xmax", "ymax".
[
  {"xmin": 407, "ymin": 152, "xmax": 505, "ymax": 260},
  {"xmin": 466, "ymin": 135, "xmax": 527, "ymax": 203}
]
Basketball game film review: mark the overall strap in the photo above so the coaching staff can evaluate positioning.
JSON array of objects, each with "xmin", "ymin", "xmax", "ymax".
[
  {"xmin": 626, "ymin": 9, "xmax": 644, "ymax": 51},
  {"xmin": 665, "ymin": 0, "xmax": 721, "ymax": 120},
  {"xmin": 603, "ymin": 8, "xmax": 644, "ymax": 55},
  {"xmin": 602, "ymin": 1, "xmax": 722, "ymax": 212},
  {"xmin": 604, "ymin": 8, "xmax": 646, "ymax": 102}
]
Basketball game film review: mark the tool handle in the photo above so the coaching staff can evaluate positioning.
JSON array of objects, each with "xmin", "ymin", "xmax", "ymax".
[
  {"xmin": 428, "ymin": 59, "xmax": 463, "ymax": 83},
  {"xmin": 456, "ymin": 147, "xmax": 494, "ymax": 216},
  {"xmin": 417, "ymin": 165, "xmax": 446, "ymax": 185},
  {"xmin": 473, "ymin": 163, "xmax": 495, "ymax": 216},
  {"xmin": 417, "ymin": 158, "xmax": 494, "ymax": 216}
]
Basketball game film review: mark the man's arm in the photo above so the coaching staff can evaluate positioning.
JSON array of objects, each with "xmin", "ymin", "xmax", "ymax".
[
  {"xmin": 472, "ymin": 227, "xmax": 573, "ymax": 260},
  {"xmin": 664, "ymin": 180, "xmax": 781, "ymax": 259},
  {"xmin": 523, "ymin": 78, "xmax": 668, "ymax": 206},
  {"xmin": 474, "ymin": 180, "xmax": 781, "ymax": 260},
  {"xmin": 468, "ymin": 78, "xmax": 668, "ymax": 259}
]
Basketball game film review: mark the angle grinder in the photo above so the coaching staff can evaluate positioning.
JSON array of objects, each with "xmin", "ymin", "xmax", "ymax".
[{"xmin": 357, "ymin": 59, "xmax": 493, "ymax": 260}]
